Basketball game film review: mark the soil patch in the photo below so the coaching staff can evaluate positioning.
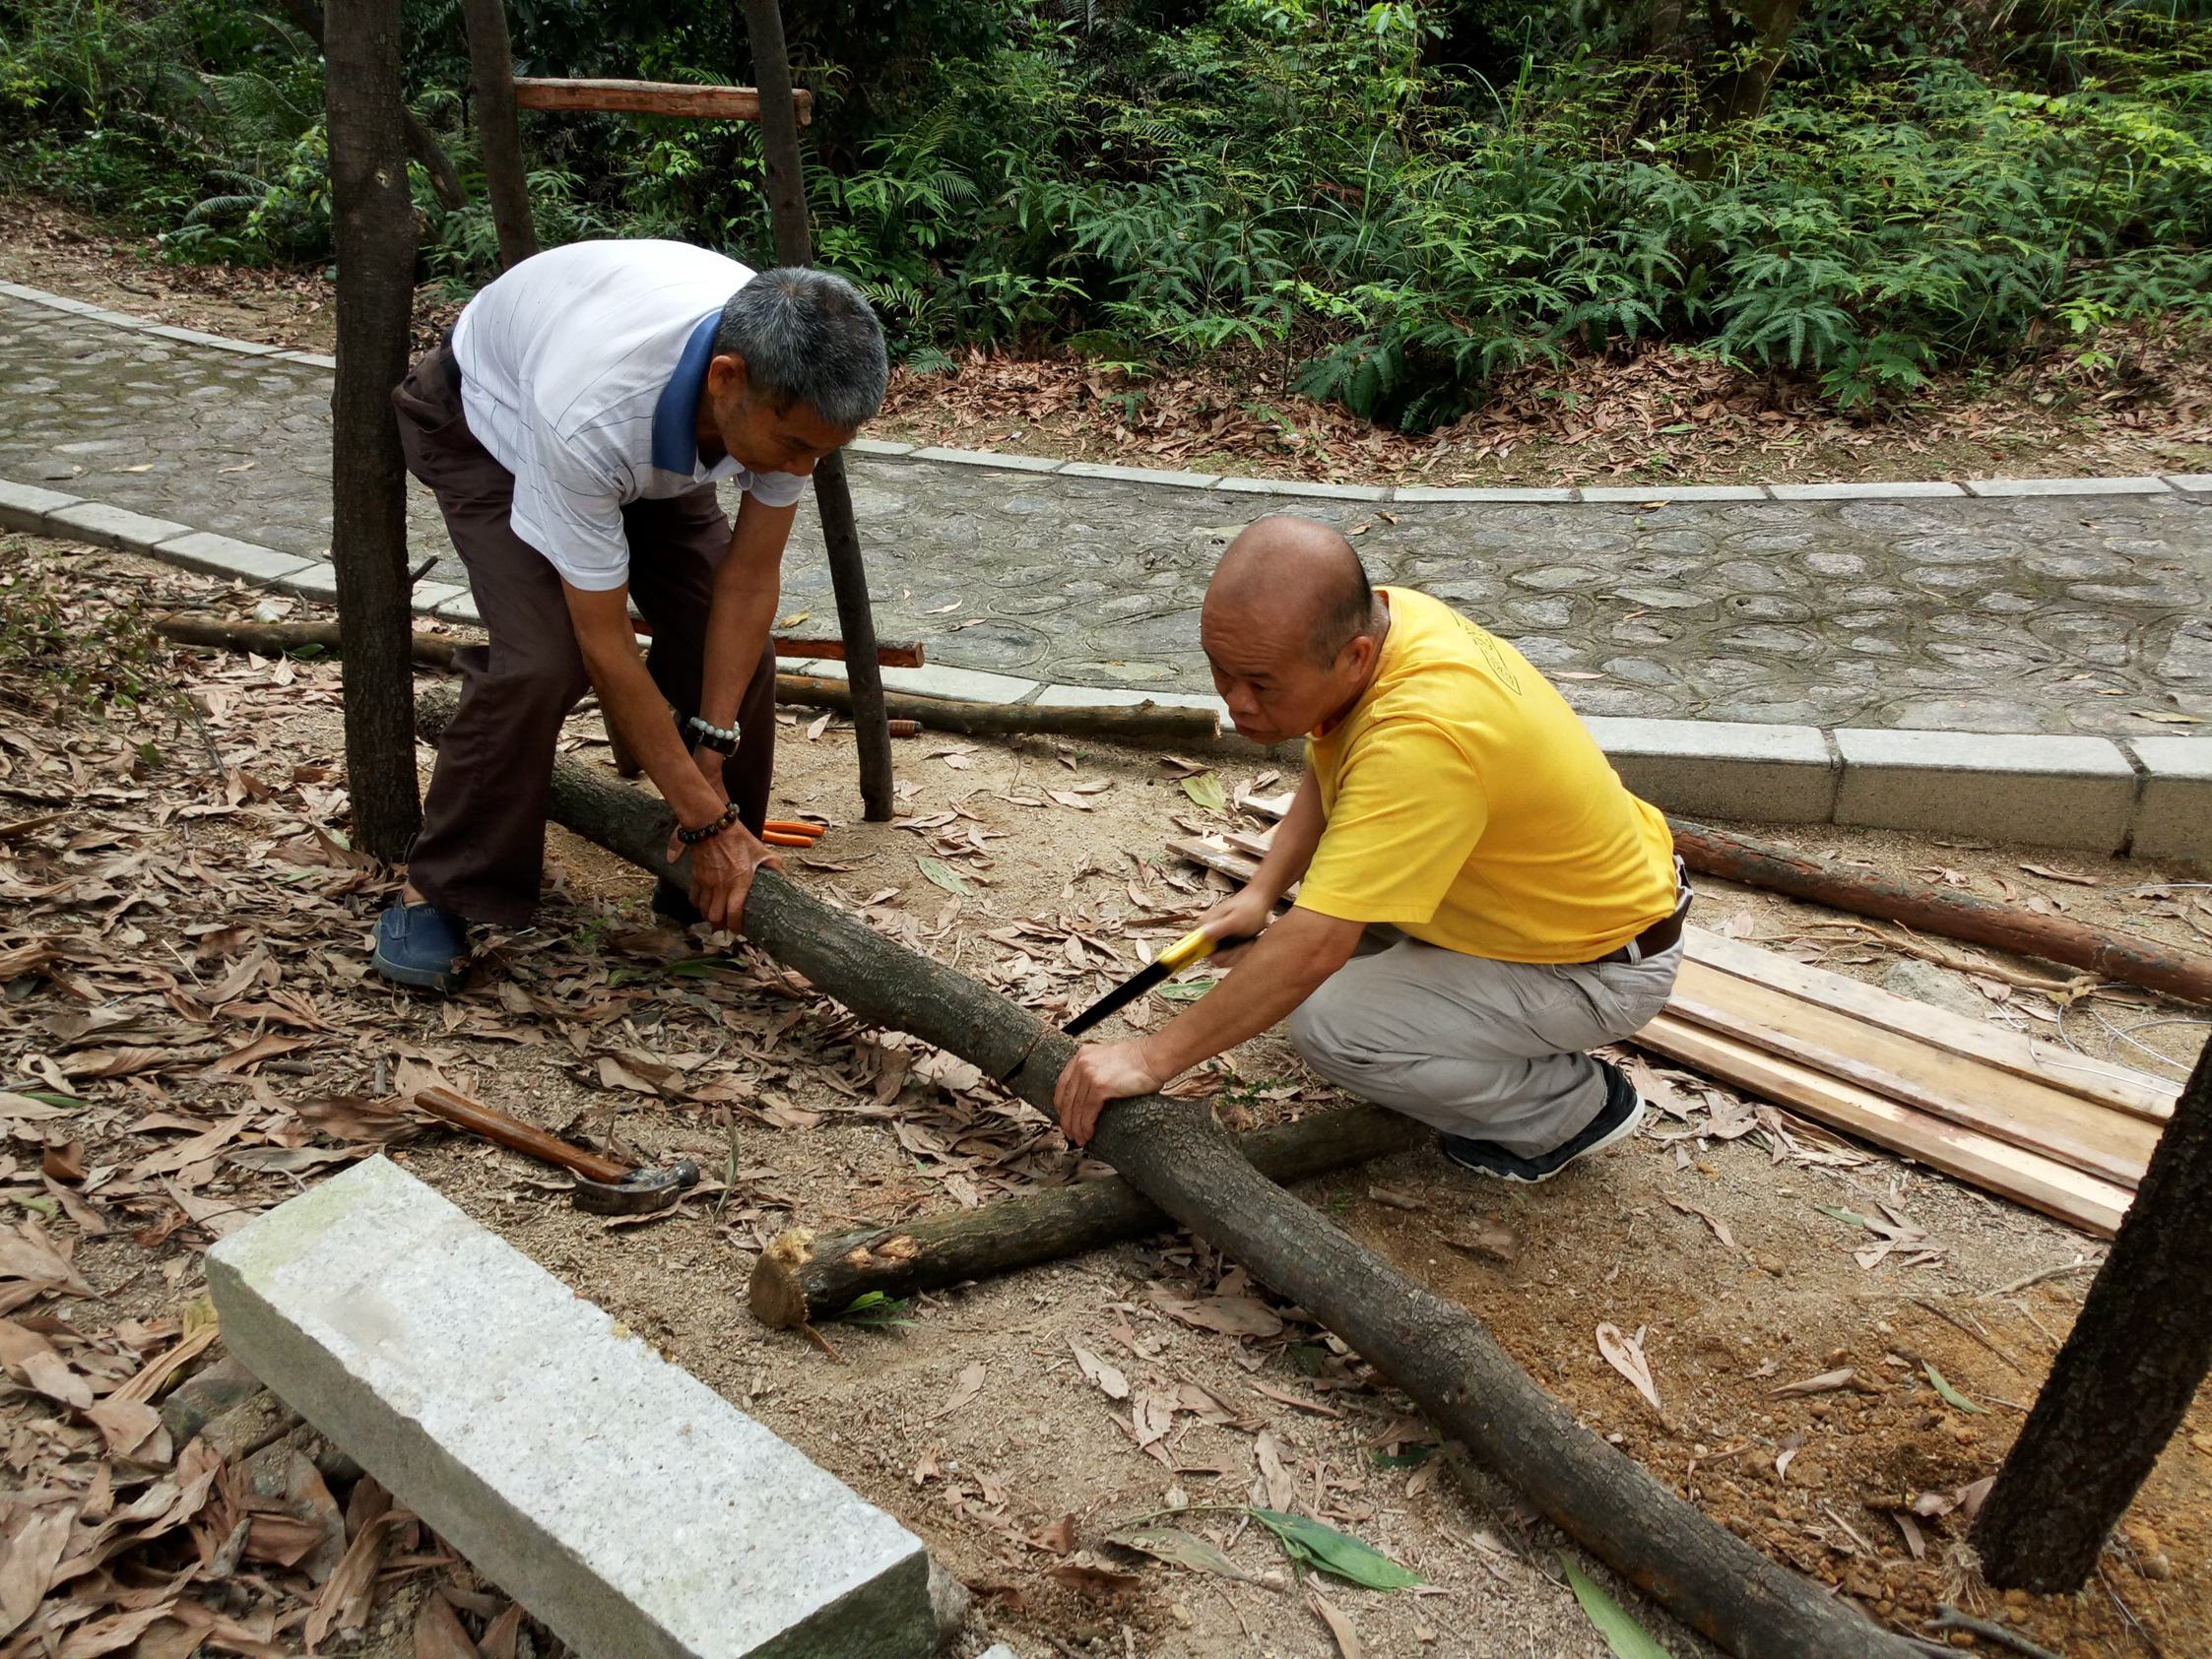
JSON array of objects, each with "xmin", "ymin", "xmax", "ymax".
[{"xmin": 2, "ymin": 533, "xmax": 2208, "ymax": 1656}]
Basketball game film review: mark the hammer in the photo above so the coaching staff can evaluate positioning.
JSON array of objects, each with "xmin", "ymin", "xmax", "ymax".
[{"xmin": 414, "ymin": 1086, "xmax": 700, "ymax": 1214}]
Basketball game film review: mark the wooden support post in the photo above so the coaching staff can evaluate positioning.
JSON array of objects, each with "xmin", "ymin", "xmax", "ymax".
[
  {"xmin": 418, "ymin": 694, "xmax": 1921, "ymax": 1659},
  {"xmin": 738, "ymin": 0, "xmax": 895, "ymax": 822},
  {"xmin": 1972, "ymin": 1034, "xmax": 2212, "ymax": 1590},
  {"xmin": 322, "ymin": 0, "xmax": 421, "ymax": 863},
  {"xmin": 460, "ymin": 0, "xmax": 538, "ymax": 269}
]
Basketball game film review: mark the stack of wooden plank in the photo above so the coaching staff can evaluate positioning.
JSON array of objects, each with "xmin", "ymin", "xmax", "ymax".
[{"xmin": 1167, "ymin": 816, "xmax": 2178, "ymax": 1238}]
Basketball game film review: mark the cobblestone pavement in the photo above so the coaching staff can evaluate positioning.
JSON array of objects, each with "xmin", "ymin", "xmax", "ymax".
[{"xmin": 4, "ymin": 292, "xmax": 2208, "ymax": 734}]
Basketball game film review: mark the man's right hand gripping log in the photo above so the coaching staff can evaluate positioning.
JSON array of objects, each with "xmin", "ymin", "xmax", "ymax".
[{"xmin": 372, "ymin": 241, "xmax": 890, "ymax": 992}]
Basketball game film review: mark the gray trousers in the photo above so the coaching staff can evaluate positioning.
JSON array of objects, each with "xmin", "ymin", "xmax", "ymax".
[{"xmin": 1287, "ymin": 929, "xmax": 1682, "ymax": 1157}]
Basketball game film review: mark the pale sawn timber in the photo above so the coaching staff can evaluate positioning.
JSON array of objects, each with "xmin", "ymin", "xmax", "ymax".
[
  {"xmin": 748, "ymin": 1105, "xmax": 1428, "ymax": 1328},
  {"xmin": 417, "ymin": 691, "xmax": 1921, "ymax": 1659}
]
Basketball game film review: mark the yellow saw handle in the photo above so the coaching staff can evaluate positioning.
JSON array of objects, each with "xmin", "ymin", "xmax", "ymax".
[{"xmin": 1156, "ymin": 927, "xmax": 1220, "ymax": 973}]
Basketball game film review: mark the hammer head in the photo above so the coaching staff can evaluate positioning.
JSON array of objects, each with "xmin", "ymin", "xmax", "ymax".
[{"xmin": 570, "ymin": 1159, "xmax": 701, "ymax": 1215}]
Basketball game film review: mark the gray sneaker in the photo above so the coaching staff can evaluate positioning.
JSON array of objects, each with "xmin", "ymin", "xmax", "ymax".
[{"xmin": 1439, "ymin": 1058, "xmax": 1647, "ymax": 1182}]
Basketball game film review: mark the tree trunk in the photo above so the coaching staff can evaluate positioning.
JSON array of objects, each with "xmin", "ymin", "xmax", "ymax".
[
  {"xmin": 1700, "ymin": 0, "xmax": 1801, "ymax": 124},
  {"xmin": 1972, "ymin": 1035, "xmax": 2212, "ymax": 1590},
  {"xmin": 277, "ymin": 0, "xmax": 466, "ymax": 210},
  {"xmin": 460, "ymin": 0, "xmax": 538, "ymax": 269},
  {"xmin": 420, "ymin": 692, "xmax": 1919, "ymax": 1659},
  {"xmin": 1671, "ymin": 820, "xmax": 2212, "ymax": 1007},
  {"xmin": 749, "ymin": 1105, "xmax": 1428, "ymax": 1328},
  {"xmin": 736, "ymin": 0, "xmax": 895, "ymax": 822},
  {"xmin": 774, "ymin": 673, "xmax": 1221, "ymax": 743},
  {"xmin": 323, "ymin": 0, "xmax": 422, "ymax": 863}
]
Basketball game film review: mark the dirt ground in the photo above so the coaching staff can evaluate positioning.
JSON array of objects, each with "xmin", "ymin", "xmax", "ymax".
[
  {"xmin": 3, "ymin": 534, "xmax": 2210, "ymax": 1659},
  {"xmin": 5, "ymin": 190, "xmax": 2208, "ymax": 493}
]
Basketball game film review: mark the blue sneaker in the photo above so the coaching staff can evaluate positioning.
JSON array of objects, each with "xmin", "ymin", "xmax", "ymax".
[{"xmin": 372, "ymin": 901, "xmax": 471, "ymax": 992}]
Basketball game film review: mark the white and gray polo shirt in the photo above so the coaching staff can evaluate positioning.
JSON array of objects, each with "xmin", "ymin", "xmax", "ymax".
[{"xmin": 450, "ymin": 238, "xmax": 809, "ymax": 591}]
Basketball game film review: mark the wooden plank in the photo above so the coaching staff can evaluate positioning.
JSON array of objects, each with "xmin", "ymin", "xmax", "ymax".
[
  {"xmin": 1202, "ymin": 821, "xmax": 2175, "ymax": 1128},
  {"xmin": 511, "ymin": 77, "xmax": 813, "ymax": 124},
  {"xmin": 1668, "ymin": 960, "xmax": 2157, "ymax": 1190},
  {"xmin": 1636, "ymin": 1014, "xmax": 2131, "ymax": 1238},
  {"xmin": 1681, "ymin": 925, "xmax": 2174, "ymax": 1123}
]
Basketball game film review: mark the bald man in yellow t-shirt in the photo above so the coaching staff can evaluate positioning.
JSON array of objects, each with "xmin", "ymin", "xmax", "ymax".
[{"xmin": 1055, "ymin": 515, "xmax": 1689, "ymax": 1181}]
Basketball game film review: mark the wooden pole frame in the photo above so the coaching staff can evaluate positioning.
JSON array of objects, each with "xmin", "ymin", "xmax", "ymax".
[
  {"xmin": 737, "ymin": 0, "xmax": 897, "ymax": 822},
  {"xmin": 322, "ymin": 0, "xmax": 422, "ymax": 863},
  {"xmin": 459, "ymin": 0, "xmax": 538, "ymax": 269}
]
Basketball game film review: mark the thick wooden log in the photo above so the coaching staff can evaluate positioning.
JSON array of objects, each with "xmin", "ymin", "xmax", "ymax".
[
  {"xmin": 418, "ymin": 693, "xmax": 1918, "ymax": 1659},
  {"xmin": 1672, "ymin": 819, "xmax": 2212, "ymax": 1008},
  {"xmin": 1972, "ymin": 1034, "xmax": 2212, "ymax": 1590},
  {"xmin": 748, "ymin": 1105, "xmax": 1427, "ymax": 1327},
  {"xmin": 776, "ymin": 674, "xmax": 1220, "ymax": 743},
  {"xmin": 510, "ymin": 77, "xmax": 811, "ymax": 123},
  {"xmin": 152, "ymin": 615, "xmax": 923, "ymax": 671}
]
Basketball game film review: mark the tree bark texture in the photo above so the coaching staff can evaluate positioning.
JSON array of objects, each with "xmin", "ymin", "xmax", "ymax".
[
  {"xmin": 774, "ymin": 674, "xmax": 1220, "ymax": 743},
  {"xmin": 749, "ymin": 1105, "xmax": 1428, "ymax": 1328},
  {"xmin": 1972, "ymin": 1036, "xmax": 2212, "ymax": 1591},
  {"xmin": 152, "ymin": 615, "xmax": 923, "ymax": 673},
  {"xmin": 737, "ymin": 0, "xmax": 895, "ymax": 821},
  {"xmin": 1670, "ymin": 821, "xmax": 2212, "ymax": 1008},
  {"xmin": 1700, "ymin": 0, "xmax": 1801, "ymax": 123},
  {"xmin": 419, "ymin": 693, "xmax": 1919, "ymax": 1659},
  {"xmin": 460, "ymin": 0, "xmax": 538, "ymax": 269},
  {"xmin": 509, "ymin": 77, "xmax": 811, "ymax": 123},
  {"xmin": 323, "ymin": 0, "xmax": 422, "ymax": 863},
  {"xmin": 276, "ymin": 0, "xmax": 465, "ymax": 209}
]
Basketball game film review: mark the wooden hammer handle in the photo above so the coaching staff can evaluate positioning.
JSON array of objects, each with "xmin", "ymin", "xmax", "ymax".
[{"xmin": 414, "ymin": 1086, "xmax": 631, "ymax": 1184}]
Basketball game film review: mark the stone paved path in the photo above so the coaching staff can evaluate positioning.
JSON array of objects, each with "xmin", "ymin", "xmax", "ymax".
[{"xmin": 4, "ymin": 292, "xmax": 2208, "ymax": 734}]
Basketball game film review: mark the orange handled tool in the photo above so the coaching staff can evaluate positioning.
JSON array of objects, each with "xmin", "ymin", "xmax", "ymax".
[{"xmin": 762, "ymin": 819, "xmax": 827, "ymax": 849}]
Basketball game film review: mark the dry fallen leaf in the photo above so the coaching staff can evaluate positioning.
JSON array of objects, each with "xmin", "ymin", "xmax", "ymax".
[
  {"xmin": 1594, "ymin": 1322, "xmax": 1663, "ymax": 1416},
  {"xmin": 1046, "ymin": 1561, "xmax": 1142, "ymax": 1598},
  {"xmin": 1254, "ymin": 1429, "xmax": 1298, "ymax": 1511},
  {"xmin": 934, "ymin": 1361, "xmax": 987, "ymax": 1421},
  {"xmin": 1310, "ymin": 1587, "xmax": 1364, "ymax": 1658},
  {"xmin": 1070, "ymin": 1341, "xmax": 1130, "ymax": 1401}
]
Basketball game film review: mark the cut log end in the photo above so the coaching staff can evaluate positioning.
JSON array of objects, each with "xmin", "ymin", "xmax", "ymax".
[{"xmin": 748, "ymin": 1228, "xmax": 817, "ymax": 1329}]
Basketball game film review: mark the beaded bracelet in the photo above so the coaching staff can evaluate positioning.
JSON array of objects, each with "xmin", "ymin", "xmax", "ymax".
[
  {"xmin": 683, "ymin": 713, "xmax": 739, "ymax": 756},
  {"xmin": 676, "ymin": 801, "xmax": 741, "ymax": 846}
]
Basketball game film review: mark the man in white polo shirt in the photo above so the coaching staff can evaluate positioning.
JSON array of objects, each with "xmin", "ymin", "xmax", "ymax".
[{"xmin": 374, "ymin": 239, "xmax": 887, "ymax": 991}]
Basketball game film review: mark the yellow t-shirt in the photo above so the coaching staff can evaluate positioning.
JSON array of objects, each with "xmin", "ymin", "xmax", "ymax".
[{"xmin": 1296, "ymin": 588, "xmax": 1678, "ymax": 964}]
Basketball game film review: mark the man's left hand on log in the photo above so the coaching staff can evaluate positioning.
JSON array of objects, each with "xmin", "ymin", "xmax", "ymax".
[
  {"xmin": 669, "ymin": 815, "xmax": 782, "ymax": 929},
  {"xmin": 1055, "ymin": 1039, "xmax": 1169, "ymax": 1146}
]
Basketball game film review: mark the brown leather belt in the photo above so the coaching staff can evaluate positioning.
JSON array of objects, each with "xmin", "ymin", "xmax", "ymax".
[{"xmin": 1587, "ymin": 861, "xmax": 1693, "ymax": 966}]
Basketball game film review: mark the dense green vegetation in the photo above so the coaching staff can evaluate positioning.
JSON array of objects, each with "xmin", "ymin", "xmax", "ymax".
[{"xmin": 4, "ymin": 1, "xmax": 2210, "ymax": 428}]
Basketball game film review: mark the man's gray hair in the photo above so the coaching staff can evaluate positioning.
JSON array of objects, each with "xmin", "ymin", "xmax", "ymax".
[{"xmin": 715, "ymin": 267, "xmax": 888, "ymax": 428}]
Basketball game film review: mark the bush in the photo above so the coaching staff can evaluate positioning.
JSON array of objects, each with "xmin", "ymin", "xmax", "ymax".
[{"xmin": 5, "ymin": 0, "xmax": 2209, "ymax": 426}]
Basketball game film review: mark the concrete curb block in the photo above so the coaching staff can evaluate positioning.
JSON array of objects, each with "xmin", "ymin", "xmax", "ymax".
[
  {"xmin": 208, "ymin": 1157, "xmax": 955, "ymax": 1659},
  {"xmin": 8, "ymin": 468, "xmax": 2205, "ymax": 861},
  {"xmin": 2, "ymin": 280, "xmax": 2203, "ymax": 506}
]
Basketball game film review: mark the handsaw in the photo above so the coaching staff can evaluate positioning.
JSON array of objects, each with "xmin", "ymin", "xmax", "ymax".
[{"xmin": 1064, "ymin": 926, "xmax": 1246, "ymax": 1036}]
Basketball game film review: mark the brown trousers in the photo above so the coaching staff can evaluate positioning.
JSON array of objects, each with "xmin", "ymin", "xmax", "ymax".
[{"xmin": 391, "ymin": 346, "xmax": 775, "ymax": 926}]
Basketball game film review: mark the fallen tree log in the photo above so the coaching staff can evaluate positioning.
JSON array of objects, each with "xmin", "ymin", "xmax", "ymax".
[
  {"xmin": 418, "ymin": 690, "xmax": 1919, "ymax": 1659},
  {"xmin": 749, "ymin": 1105, "xmax": 1427, "ymax": 1327},
  {"xmin": 775, "ymin": 673, "xmax": 1220, "ymax": 743},
  {"xmin": 1670, "ymin": 820, "xmax": 2212, "ymax": 1008},
  {"xmin": 155, "ymin": 615, "xmax": 925, "ymax": 672}
]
